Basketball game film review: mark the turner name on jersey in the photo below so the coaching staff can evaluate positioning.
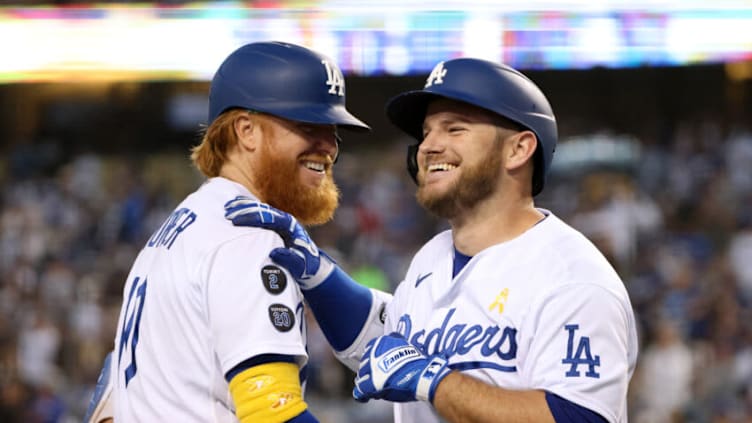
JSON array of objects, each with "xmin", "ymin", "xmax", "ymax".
[{"xmin": 146, "ymin": 207, "xmax": 197, "ymax": 250}]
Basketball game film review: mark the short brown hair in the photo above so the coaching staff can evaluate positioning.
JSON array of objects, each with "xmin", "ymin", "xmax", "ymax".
[{"xmin": 190, "ymin": 110, "xmax": 248, "ymax": 178}]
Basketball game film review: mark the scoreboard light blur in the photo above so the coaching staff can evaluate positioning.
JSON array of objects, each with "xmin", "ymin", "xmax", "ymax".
[{"xmin": 0, "ymin": 1, "xmax": 751, "ymax": 83}]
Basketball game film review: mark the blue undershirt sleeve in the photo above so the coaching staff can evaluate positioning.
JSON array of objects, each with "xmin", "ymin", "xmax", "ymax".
[
  {"xmin": 287, "ymin": 409, "xmax": 319, "ymax": 422},
  {"xmin": 303, "ymin": 266, "xmax": 373, "ymax": 351},
  {"xmin": 545, "ymin": 391, "xmax": 608, "ymax": 423},
  {"xmin": 225, "ymin": 354, "xmax": 297, "ymax": 382}
]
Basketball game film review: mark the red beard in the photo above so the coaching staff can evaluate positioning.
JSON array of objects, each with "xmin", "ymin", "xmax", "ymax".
[{"xmin": 254, "ymin": 142, "xmax": 340, "ymax": 226}]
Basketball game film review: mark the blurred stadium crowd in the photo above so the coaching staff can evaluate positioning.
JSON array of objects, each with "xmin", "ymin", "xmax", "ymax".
[{"xmin": 1, "ymin": 100, "xmax": 752, "ymax": 422}]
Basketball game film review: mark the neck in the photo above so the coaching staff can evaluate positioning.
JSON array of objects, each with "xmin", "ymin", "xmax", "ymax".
[
  {"xmin": 219, "ymin": 161, "xmax": 264, "ymax": 201},
  {"xmin": 449, "ymin": 191, "xmax": 543, "ymax": 256}
]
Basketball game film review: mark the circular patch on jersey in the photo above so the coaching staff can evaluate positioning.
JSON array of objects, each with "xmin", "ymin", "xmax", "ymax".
[
  {"xmin": 268, "ymin": 304, "xmax": 295, "ymax": 332},
  {"xmin": 261, "ymin": 265, "xmax": 287, "ymax": 295}
]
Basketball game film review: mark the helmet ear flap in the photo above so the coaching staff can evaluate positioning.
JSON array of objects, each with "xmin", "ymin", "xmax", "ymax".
[
  {"xmin": 407, "ymin": 143, "xmax": 420, "ymax": 183},
  {"xmin": 333, "ymin": 133, "xmax": 342, "ymax": 164}
]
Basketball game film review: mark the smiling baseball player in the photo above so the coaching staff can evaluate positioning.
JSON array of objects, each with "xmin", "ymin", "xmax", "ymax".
[
  {"xmin": 89, "ymin": 41, "xmax": 372, "ymax": 423},
  {"xmin": 225, "ymin": 58, "xmax": 639, "ymax": 423}
]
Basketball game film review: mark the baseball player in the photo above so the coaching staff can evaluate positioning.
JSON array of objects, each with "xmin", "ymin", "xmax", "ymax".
[
  {"xmin": 225, "ymin": 58, "xmax": 639, "ymax": 423},
  {"xmin": 87, "ymin": 41, "xmax": 375, "ymax": 423}
]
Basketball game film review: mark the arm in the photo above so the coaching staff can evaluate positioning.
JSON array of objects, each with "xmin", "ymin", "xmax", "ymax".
[
  {"xmin": 205, "ymin": 230, "xmax": 320, "ymax": 423},
  {"xmin": 224, "ymin": 198, "xmax": 392, "ymax": 369},
  {"xmin": 433, "ymin": 374, "xmax": 607, "ymax": 422},
  {"xmin": 432, "ymin": 372, "xmax": 553, "ymax": 422},
  {"xmin": 83, "ymin": 351, "xmax": 114, "ymax": 423},
  {"xmin": 353, "ymin": 334, "xmax": 606, "ymax": 423},
  {"xmin": 226, "ymin": 355, "xmax": 319, "ymax": 423}
]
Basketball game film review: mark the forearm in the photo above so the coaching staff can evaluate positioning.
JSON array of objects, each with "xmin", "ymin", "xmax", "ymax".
[
  {"xmin": 303, "ymin": 266, "xmax": 392, "ymax": 358},
  {"xmin": 433, "ymin": 372, "xmax": 555, "ymax": 423},
  {"xmin": 333, "ymin": 287, "xmax": 392, "ymax": 371},
  {"xmin": 304, "ymin": 267, "xmax": 374, "ymax": 351}
]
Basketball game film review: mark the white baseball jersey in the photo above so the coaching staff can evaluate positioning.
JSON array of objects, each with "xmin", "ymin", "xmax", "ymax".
[
  {"xmin": 111, "ymin": 177, "xmax": 308, "ymax": 422},
  {"xmin": 384, "ymin": 210, "xmax": 638, "ymax": 423}
]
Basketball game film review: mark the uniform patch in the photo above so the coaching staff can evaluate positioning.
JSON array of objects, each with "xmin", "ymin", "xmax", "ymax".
[
  {"xmin": 488, "ymin": 288, "xmax": 509, "ymax": 315},
  {"xmin": 562, "ymin": 324, "xmax": 601, "ymax": 378},
  {"xmin": 261, "ymin": 265, "xmax": 287, "ymax": 295},
  {"xmin": 268, "ymin": 304, "xmax": 295, "ymax": 332}
]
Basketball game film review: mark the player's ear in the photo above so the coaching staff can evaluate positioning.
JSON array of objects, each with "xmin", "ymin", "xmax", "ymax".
[
  {"xmin": 233, "ymin": 112, "xmax": 258, "ymax": 152},
  {"xmin": 504, "ymin": 130, "xmax": 537, "ymax": 172}
]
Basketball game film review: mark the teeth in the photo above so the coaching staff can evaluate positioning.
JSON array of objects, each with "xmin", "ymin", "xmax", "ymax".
[
  {"xmin": 304, "ymin": 161, "xmax": 325, "ymax": 172},
  {"xmin": 428, "ymin": 163, "xmax": 457, "ymax": 172}
]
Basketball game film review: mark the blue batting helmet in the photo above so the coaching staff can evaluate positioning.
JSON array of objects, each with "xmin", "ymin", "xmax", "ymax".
[
  {"xmin": 386, "ymin": 58, "xmax": 557, "ymax": 196},
  {"xmin": 208, "ymin": 41, "xmax": 370, "ymax": 131}
]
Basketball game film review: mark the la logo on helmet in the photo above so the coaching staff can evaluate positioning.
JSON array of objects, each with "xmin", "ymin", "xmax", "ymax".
[
  {"xmin": 425, "ymin": 61, "xmax": 447, "ymax": 87},
  {"xmin": 322, "ymin": 60, "xmax": 345, "ymax": 96}
]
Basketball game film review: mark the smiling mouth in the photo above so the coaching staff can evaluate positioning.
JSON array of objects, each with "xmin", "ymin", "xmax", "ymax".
[
  {"xmin": 427, "ymin": 163, "xmax": 458, "ymax": 172},
  {"xmin": 303, "ymin": 161, "xmax": 326, "ymax": 173}
]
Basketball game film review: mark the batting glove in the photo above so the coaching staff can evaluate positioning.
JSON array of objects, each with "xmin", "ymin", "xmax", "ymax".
[
  {"xmin": 224, "ymin": 197, "xmax": 334, "ymax": 290},
  {"xmin": 353, "ymin": 333, "xmax": 451, "ymax": 404}
]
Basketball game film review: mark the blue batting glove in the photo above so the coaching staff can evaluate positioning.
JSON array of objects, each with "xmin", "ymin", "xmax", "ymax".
[
  {"xmin": 353, "ymin": 333, "xmax": 451, "ymax": 404},
  {"xmin": 224, "ymin": 196, "xmax": 334, "ymax": 290}
]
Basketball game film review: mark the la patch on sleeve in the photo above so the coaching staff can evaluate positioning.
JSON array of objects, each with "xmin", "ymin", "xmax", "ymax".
[
  {"xmin": 268, "ymin": 304, "xmax": 295, "ymax": 332},
  {"xmin": 261, "ymin": 265, "xmax": 287, "ymax": 295},
  {"xmin": 561, "ymin": 324, "xmax": 601, "ymax": 378}
]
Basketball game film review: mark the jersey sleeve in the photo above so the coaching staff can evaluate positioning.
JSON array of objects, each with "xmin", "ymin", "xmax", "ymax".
[
  {"xmin": 519, "ymin": 283, "xmax": 636, "ymax": 423},
  {"xmin": 203, "ymin": 230, "xmax": 308, "ymax": 375}
]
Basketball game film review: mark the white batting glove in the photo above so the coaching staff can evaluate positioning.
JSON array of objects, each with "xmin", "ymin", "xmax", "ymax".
[{"xmin": 224, "ymin": 197, "xmax": 334, "ymax": 290}]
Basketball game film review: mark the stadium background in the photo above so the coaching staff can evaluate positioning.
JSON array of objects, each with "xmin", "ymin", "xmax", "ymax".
[{"xmin": 1, "ymin": 2, "xmax": 752, "ymax": 422}]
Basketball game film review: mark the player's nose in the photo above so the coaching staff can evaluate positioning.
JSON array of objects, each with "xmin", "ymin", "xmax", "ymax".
[
  {"xmin": 418, "ymin": 131, "xmax": 446, "ymax": 155},
  {"xmin": 314, "ymin": 134, "xmax": 338, "ymax": 159},
  {"xmin": 305, "ymin": 126, "xmax": 338, "ymax": 157}
]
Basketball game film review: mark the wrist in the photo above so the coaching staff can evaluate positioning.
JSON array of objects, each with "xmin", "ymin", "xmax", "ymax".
[
  {"xmin": 415, "ymin": 356, "xmax": 451, "ymax": 403},
  {"xmin": 301, "ymin": 256, "xmax": 335, "ymax": 290}
]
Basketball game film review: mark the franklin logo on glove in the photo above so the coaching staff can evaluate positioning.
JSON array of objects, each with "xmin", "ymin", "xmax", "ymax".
[
  {"xmin": 353, "ymin": 333, "xmax": 452, "ymax": 404},
  {"xmin": 380, "ymin": 347, "xmax": 421, "ymax": 373}
]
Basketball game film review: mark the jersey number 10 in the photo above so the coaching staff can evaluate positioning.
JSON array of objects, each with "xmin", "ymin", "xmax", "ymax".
[{"xmin": 118, "ymin": 277, "xmax": 148, "ymax": 387}]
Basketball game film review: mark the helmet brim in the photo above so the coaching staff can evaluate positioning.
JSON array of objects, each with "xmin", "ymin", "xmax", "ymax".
[
  {"xmin": 258, "ymin": 103, "xmax": 371, "ymax": 133},
  {"xmin": 385, "ymin": 90, "xmax": 441, "ymax": 141},
  {"xmin": 387, "ymin": 88, "xmax": 499, "ymax": 141}
]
